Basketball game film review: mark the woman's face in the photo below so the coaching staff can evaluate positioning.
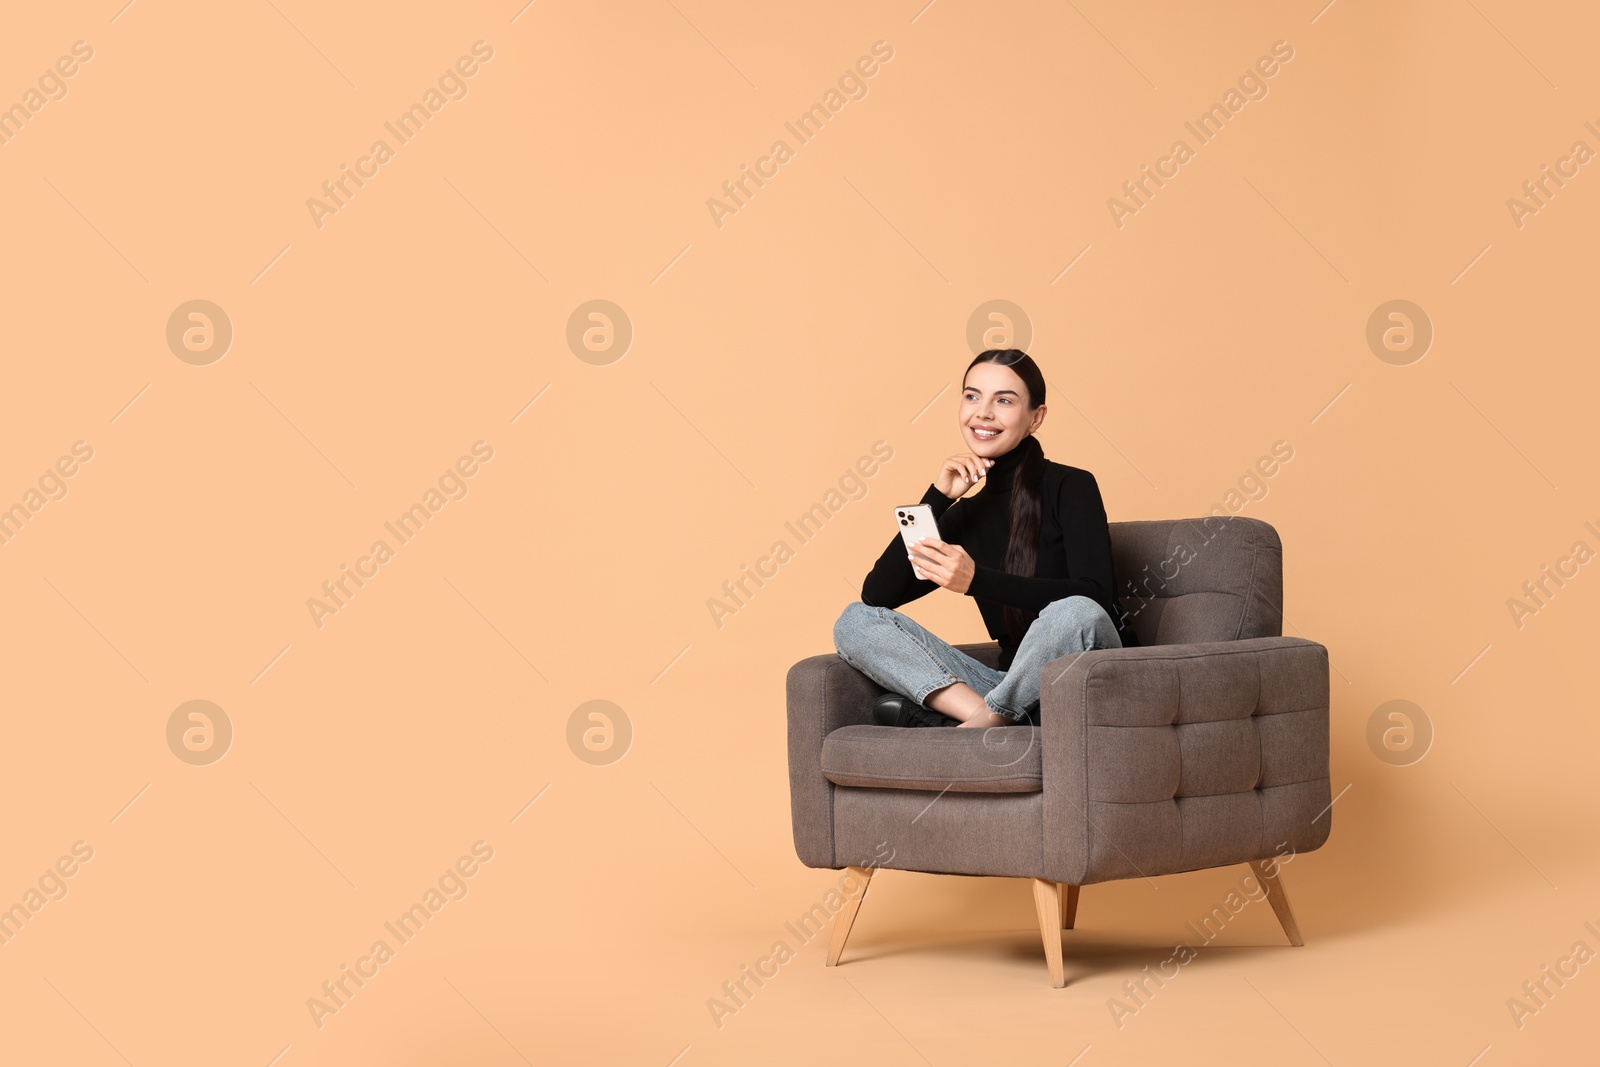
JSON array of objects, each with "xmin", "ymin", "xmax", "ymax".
[{"xmin": 959, "ymin": 361, "xmax": 1045, "ymax": 457}]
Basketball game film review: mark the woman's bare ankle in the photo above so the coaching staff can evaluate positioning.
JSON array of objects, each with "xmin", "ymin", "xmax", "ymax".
[
  {"xmin": 924, "ymin": 682, "xmax": 1000, "ymax": 725},
  {"xmin": 925, "ymin": 682, "xmax": 978, "ymax": 720}
]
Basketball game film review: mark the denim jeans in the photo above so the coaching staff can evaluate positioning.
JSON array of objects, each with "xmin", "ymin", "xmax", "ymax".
[{"xmin": 832, "ymin": 596, "xmax": 1123, "ymax": 724}]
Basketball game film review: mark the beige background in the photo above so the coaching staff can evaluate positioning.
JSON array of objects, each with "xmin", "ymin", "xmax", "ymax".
[{"xmin": 2, "ymin": 1, "xmax": 1597, "ymax": 1063}]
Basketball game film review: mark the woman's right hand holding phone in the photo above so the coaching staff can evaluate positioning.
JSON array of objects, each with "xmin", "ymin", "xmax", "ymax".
[{"xmin": 934, "ymin": 453, "xmax": 995, "ymax": 500}]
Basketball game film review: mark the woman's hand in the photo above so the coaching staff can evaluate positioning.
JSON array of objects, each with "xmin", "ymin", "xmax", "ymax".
[
  {"xmin": 908, "ymin": 538, "xmax": 975, "ymax": 594},
  {"xmin": 933, "ymin": 453, "xmax": 994, "ymax": 500}
]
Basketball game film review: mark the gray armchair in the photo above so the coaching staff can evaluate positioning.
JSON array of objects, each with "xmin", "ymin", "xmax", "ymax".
[{"xmin": 786, "ymin": 515, "xmax": 1332, "ymax": 986}]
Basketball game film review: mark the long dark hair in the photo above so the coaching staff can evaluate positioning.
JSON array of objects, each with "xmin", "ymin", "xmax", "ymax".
[{"xmin": 967, "ymin": 349, "xmax": 1048, "ymax": 639}]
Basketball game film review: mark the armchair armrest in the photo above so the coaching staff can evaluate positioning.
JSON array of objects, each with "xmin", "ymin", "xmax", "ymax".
[
  {"xmin": 786, "ymin": 641, "xmax": 1002, "ymax": 868},
  {"xmin": 1037, "ymin": 636, "xmax": 1332, "ymax": 886},
  {"xmin": 786, "ymin": 653, "xmax": 882, "ymax": 869}
]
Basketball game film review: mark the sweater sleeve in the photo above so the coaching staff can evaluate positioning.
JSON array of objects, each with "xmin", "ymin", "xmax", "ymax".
[
  {"xmin": 860, "ymin": 483, "xmax": 964, "ymax": 609},
  {"xmin": 963, "ymin": 469, "xmax": 1115, "ymax": 612}
]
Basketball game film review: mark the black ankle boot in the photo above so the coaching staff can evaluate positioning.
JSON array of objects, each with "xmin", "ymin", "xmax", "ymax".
[{"xmin": 872, "ymin": 693, "xmax": 958, "ymax": 728}]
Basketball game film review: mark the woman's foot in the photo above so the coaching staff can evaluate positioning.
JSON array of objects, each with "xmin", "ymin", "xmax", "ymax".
[{"xmin": 924, "ymin": 681, "xmax": 1014, "ymax": 728}]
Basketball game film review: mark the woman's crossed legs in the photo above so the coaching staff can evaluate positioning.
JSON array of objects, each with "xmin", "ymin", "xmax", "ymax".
[{"xmin": 832, "ymin": 596, "xmax": 1122, "ymax": 727}]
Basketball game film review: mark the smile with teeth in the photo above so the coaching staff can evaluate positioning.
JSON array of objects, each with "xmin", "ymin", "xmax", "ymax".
[{"xmin": 971, "ymin": 426, "xmax": 1001, "ymax": 439}]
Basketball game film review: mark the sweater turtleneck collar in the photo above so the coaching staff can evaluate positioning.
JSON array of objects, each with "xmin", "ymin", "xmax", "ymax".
[{"xmin": 982, "ymin": 432, "xmax": 1041, "ymax": 493}]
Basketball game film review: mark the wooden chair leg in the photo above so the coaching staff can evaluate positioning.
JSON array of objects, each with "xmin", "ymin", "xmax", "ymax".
[
  {"xmin": 1059, "ymin": 883, "xmax": 1079, "ymax": 930},
  {"xmin": 1031, "ymin": 879, "xmax": 1066, "ymax": 987},
  {"xmin": 1248, "ymin": 859, "xmax": 1304, "ymax": 946},
  {"xmin": 825, "ymin": 866, "xmax": 875, "ymax": 966}
]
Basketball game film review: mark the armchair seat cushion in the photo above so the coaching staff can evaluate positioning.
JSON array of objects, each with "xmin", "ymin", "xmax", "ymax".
[{"xmin": 821, "ymin": 724, "xmax": 1042, "ymax": 793}]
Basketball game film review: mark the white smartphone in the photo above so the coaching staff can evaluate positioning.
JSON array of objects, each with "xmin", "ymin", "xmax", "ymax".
[{"xmin": 894, "ymin": 504, "xmax": 941, "ymax": 580}]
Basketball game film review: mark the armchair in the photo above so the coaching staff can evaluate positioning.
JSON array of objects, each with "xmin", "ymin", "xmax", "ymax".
[{"xmin": 786, "ymin": 515, "xmax": 1332, "ymax": 986}]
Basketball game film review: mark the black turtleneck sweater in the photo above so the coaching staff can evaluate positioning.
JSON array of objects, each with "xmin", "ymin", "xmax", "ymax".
[{"xmin": 860, "ymin": 435, "xmax": 1136, "ymax": 670}]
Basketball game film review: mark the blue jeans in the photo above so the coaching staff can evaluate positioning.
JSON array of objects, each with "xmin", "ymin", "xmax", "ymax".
[{"xmin": 832, "ymin": 596, "xmax": 1123, "ymax": 724}]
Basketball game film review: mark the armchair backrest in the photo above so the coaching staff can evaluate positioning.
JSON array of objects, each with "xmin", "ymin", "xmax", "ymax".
[{"xmin": 1110, "ymin": 515, "xmax": 1283, "ymax": 647}]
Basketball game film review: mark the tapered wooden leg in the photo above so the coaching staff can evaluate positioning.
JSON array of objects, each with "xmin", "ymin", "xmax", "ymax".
[
  {"xmin": 825, "ymin": 866, "xmax": 875, "ymax": 966},
  {"xmin": 1031, "ymin": 879, "xmax": 1066, "ymax": 987},
  {"xmin": 1059, "ymin": 883, "xmax": 1079, "ymax": 930},
  {"xmin": 1248, "ymin": 859, "xmax": 1304, "ymax": 946}
]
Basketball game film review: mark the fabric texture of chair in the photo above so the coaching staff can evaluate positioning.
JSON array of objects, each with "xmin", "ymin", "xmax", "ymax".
[{"xmin": 786, "ymin": 515, "xmax": 1332, "ymax": 983}]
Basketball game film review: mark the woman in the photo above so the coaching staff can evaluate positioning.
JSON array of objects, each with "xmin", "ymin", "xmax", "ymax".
[{"xmin": 833, "ymin": 348, "xmax": 1136, "ymax": 728}]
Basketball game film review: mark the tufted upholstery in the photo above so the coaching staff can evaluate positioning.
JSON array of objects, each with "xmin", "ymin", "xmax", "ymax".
[
  {"xmin": 787, "ymin": 515, "xmax": 1333, "ymax": 886},
  {"xmin": 1038, "ymin": 634, "xmax": 1330, "ymax": 886},
  {"xmin": 1110, "ymin": 515, "xmax": 1285, "ymax": 647}
]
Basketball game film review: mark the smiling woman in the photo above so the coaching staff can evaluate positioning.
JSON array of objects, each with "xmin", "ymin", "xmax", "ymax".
[{"xmin": 832, "ymin": 349, "xmax": 1135, "ymax": 729}]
